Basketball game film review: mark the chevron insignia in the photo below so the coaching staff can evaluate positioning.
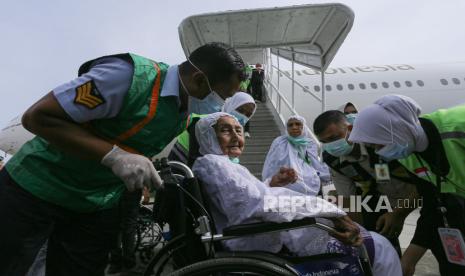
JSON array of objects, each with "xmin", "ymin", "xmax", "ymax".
[{"xmin": 74, "ymin": 80, "xmax": 105, "ymax": 109}]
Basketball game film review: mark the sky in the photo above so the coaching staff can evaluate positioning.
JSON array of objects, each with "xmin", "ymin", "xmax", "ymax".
[{"xmin": 1, "ymin": 0, "xmax": 465, "ymax": 129}]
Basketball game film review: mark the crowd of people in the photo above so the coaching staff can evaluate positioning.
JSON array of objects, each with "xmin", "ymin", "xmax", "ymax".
[{"xmin": 0, "ymin": 42, "xmax": 464, "ymax": 276}]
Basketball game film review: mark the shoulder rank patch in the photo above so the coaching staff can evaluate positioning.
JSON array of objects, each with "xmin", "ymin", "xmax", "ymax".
[{"xmin": 74, "ymin": 80, "xmax": 105, "ymax": 109}]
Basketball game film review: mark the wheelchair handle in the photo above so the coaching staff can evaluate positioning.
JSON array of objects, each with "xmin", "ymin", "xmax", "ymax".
[{"xmin": 166, "ymin": 160, "xmax": 195, "ymax": 178}]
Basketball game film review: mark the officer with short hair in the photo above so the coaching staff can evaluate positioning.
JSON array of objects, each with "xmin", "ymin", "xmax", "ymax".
[{"xmin": 0, "ymin": 42, "xmax": 245, "ymax": 275}]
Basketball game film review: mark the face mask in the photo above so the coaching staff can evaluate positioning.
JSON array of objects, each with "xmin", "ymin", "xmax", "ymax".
[
  {"xmin": 375, "ymin": 143, "xmax": 412, "ymax": 161},
  {"xmin": 188, "ymin": 91, "xmax": 224, "ymax": 114},
  {"xmin": 229, "ymin": 110, "xmax": 249, "ymax": 126},
  {"xmin": 179, "ymin": 59, "xmax": 225, "ymax": 114},
  {"xmin": 229, "ymin": 157, "xmax": 240, "ymax": 164},
  {"xmin": 375, "ymin": 117, "xmax": 414, "ymax": 161},
  {"xmin": 345, "ymin": 113, "xmax": 357, "ymax": 125},
  {"xmin": 323, "ymin": 138, "xmax": 354, "ymax": 157}
]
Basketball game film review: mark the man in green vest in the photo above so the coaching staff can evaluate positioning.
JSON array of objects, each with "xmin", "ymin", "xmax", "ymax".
[
  {"xmin": 0, "ymin": 42, "xmax": 245, "ymax": 275},
  {"xmin": 349, "ymin": 94, "xmax": 465, "ymax": 275}
]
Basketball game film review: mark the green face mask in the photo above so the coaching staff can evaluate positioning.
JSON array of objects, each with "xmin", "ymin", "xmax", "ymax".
[
  {"xmin": 322, "ymin": 138, "xmax": 354, "ymax": 157},
  {"xmin": 229, "ymin": 157, "xmax": 240, "ymax": 164}
]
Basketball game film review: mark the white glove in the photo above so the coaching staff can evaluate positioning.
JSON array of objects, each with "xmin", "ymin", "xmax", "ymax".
[{"xmin": 101, "ymin": 145, "xmax": 163, "ymax": 191}]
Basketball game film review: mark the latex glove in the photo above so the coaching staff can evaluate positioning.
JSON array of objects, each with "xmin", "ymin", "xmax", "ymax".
[{"xmin": 101, "ymin": 145, "xmax": 163, "ymax": 191}]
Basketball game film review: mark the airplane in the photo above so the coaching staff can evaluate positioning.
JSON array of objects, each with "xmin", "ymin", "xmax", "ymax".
[
  {"xmin": 269, "ymin": 61, "xmax": 465, "ymax": 124},
  {"xmin": 1, "ymin": 61, "xmax": 464, "ymax": 156}
]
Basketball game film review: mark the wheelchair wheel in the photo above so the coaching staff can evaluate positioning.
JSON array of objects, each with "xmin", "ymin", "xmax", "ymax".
[
  {"xmin": 168, "ymin": 257, "xmax": 297, "ymax": 276},
  {"xmin": 143, "ymin": 235, "xmax": 191, "ymax": 276}
]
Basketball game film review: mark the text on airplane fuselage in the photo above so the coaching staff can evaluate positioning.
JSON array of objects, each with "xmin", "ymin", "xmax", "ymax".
[{"xmin": 281, "ymin": 64, "xmax": 415, "ymax": 77}]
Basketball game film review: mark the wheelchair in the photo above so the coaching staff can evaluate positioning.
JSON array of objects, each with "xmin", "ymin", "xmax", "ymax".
[
  {"xmin": 134, "ymin": 204, "xmax": 165, "ymax": 264},
  {"xmin": 143, "ymin": 158, "xmax": 374, "ymax": 276}
]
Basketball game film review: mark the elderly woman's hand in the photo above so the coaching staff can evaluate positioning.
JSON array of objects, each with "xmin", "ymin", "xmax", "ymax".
[
  {"xmin": 270, "ymin": 167, "xmax": 298, "ymax": 187},
  {"xmin": 329, "ymin": 216, "xmax": 363, "ymax": 246}
]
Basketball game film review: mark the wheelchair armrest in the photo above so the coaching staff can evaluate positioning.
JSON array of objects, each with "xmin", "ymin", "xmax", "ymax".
[{"xmin": 222, "ymin": 218, "xmax": 317, "ymax": 237}]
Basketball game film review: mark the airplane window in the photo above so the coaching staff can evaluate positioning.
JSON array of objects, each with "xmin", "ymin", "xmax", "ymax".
[
  {"xmin": 417, "ymin": 80, "xmax": 425, "ymax": 87},
  {"xmin": 314, "ymin": 85, "xmax": 321, "ymax": 92},
  {"xmin": 382, "ymin": 82, "xmax": 389, "ymax": 88},
  {"xmin": 440, "ymin": 79, "xmax": 448, "ymax": 85},
  {"xmin": 348, "ymin": 84, "xmax": 355, "ymax": 90},
  {"xmin": 359, "ymin": 83, "xmax": 366, "ymax": 89},
  {"xmin": 325, "ymin": 85, "xmax": 332, "ymax": 91},
  {"xmin": 393, "ymin": 81, "xmax": 401, "ymax": 88},
  {"xmin": 370, "ymin": 83, "xmax": 378, "ymax": 89},
  {"xmin": 336, "ymin": 84, "xmax": 343, "ymax": 91},
  {"xmin": 452, "ymin": 78, "xmax": 460, "ymax": 85},
  {"xmin": 405, "ymin": 81, "xmax": 412, "ymax": 87}
]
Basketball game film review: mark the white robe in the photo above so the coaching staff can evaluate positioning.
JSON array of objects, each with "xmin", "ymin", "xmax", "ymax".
[
  {"xmin": 193, "ymin": 154, "xmax": 402, "ymax": 275},
  {"xmin": 262, "ymin": 135, "xmax": 330, "ymax": 195}
]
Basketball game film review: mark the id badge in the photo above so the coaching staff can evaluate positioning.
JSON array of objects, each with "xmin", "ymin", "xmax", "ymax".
[
  {"xmin": 374, "ymin": 163, "xmax": 390, "ymax": 183},
  {"xmin": 438, "ymin": 227, "xmax": 465, "ymax": 266}
]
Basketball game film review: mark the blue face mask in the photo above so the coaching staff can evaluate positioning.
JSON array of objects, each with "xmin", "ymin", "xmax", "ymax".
[
  {"xmin": 375, "ymin": 143, "xmax": 412, "ymax": 161},
  {"xmin": 188, "ymin": 91, "xmax": 224, "ymax": 114},
  {"xmin": 323, "ymin": 138, "xmax": 354, "ymax": 157},
  {"xmin": 179, "ymin": 59, "xmax": 225, "ymax": 114},
  {"xmin": 229, "ymin": 110, "xmax": 249, "ymax": 126},
  {"xmin": 345, "ymin": 113, "xmax": 357, "ymax": 125}
]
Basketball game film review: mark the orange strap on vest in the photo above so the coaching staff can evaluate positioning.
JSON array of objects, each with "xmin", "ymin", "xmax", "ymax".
[{"xmin": 115, "ymin": 62, "xmax": 161, "ymax": 143}]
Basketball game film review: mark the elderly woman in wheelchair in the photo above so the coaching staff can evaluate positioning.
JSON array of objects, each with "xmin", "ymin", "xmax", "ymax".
[{"xmin": 188, "ymin": 112, "xmax": 402, "ymax": 275}]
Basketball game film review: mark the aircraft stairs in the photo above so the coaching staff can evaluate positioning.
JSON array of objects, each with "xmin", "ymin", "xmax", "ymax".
[{"xmin": 240, "ymin": 100, "xmax": 283, "ymax": 180}]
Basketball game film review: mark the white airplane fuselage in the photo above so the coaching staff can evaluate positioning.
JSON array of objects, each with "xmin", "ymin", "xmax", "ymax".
[
  {"xmin": 274, "ymin": 62, "xmax": 465, "ymax": 124},
  {"xmin": 1, "ymin": 62, "xmax": 464, "ymax": 155}
]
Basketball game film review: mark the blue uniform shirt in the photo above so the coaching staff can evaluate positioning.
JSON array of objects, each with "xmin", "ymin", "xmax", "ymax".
[{"xmin": 53, "ymin": 57, "xmax": 179, "ymax": 123}]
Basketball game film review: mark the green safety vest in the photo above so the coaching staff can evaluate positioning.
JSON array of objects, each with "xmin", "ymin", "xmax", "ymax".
[
  {"xmin": 399, "ymin": 104, "xmax": 465, "ymax": 198},
  {"xmin": 177, "ymin": 113, "xmax": 207, "ymax": 152},
  {"xmin": 6, "ymin": 53, "xmax": 187, "ymax": 212}
]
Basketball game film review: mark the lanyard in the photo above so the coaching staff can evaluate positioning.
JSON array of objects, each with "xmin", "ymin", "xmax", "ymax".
[{"xmin": 415, "ymin": 153, "xmax": 450, "ymax": 227}]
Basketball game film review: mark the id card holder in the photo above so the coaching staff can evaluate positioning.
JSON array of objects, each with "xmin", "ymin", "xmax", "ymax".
[
  {"xmin": 438, "ymin": 227, "xmax": 465, "ymax": 266},
  {"xmin": 374, "ymin": 163, "xmax": 390, "ymax": 183}
]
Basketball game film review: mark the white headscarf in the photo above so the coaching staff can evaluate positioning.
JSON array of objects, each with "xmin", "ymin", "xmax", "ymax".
[
  {"xmin": 195, "ymin": 112, "xmax": 241, "ymax": 156},
  {"xmin": 337, "ymin": 102, "xmax": 357, "ymax": 113},
  {"xmin": 349, "ymin": 94, "xmax": 428, "ymax": 152},
  {"xmin": 262, "ymin": 116, "xmax": 330, "ymax": 195},
  {"xmin": 221, "ymin": 92, "xmax": 257, "ymax": 116}
]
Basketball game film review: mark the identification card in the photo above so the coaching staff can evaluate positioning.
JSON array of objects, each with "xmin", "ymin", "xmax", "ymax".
[
  {"xmin": 438, "ymin": 227, "xmax": 465, "ymax": 266},
  {"xmin": 374, "ymin": 163, "xmax": 390, "ymax": 183}
]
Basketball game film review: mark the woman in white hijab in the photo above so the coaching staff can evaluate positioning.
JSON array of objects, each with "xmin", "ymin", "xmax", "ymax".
[
  {"xmin": 192, "ymin": 113, "xmax": 402, "ymax": 275},
  {"xmin": 171, "ymin": 92, "xmax": 256, "ymax": 164},
  {"xmin": 338, "ymin": 102, "xmax": 358, "ymax": 125},
  {"xmin": 349, "ymin": 94, "xmax": 465, "ymax": 276},
  {"xmin": 221, "ymin": 91, "xmax": 256, "ymax": 128},
  {"xmin": 262, "ymin": 115, "xmax": 330, "ymax": 195}
]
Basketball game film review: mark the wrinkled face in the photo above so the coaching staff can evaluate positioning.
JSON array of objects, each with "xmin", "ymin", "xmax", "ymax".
[
  {"xmin": 287, "ymin": 119, "xmax": 303, "ymax": 138},
  {"xmin": 236, "ymin": 103, "xmax": 256, "ymax": 118},
  {"xmin": 344, "ymin": 104, "xmax": 358, "ymax": 115},
  {"xmin": 215, "ymin": 116, "xmax": 244, "ymax": 158},
  {"xmin": 317, "ymin": 121, "xmax": 352, "ymax": 143}
]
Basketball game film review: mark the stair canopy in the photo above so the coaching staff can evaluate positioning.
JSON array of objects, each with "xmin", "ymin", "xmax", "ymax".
[{"xmin": 178, "ymin": 3, "xmax": 354, "ymax": 71}]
